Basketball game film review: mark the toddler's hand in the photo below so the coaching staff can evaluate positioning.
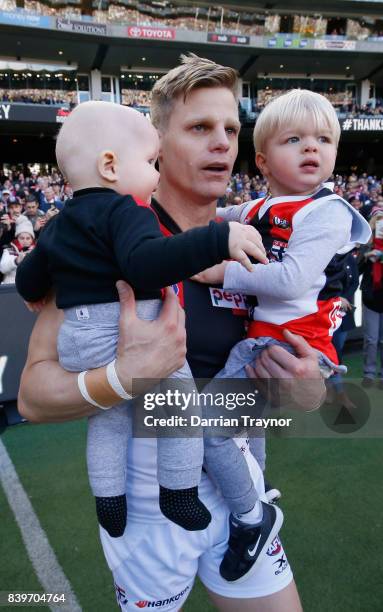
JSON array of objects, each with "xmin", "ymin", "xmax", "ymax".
[
  {"xmin": 228, "ymin": 222, "xmax": 268, "ymax": 272},
  {"xmin": 24, "ymin": 298, "xmax": 47, "ymax": 313},
  {"xmin": 192, "ymin": 262, "xmax": 228, "ymax": 284}
]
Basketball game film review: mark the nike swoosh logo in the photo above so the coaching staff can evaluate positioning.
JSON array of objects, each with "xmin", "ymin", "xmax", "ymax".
[{"xmin": 247, "ymin": 535, "xmax": 261, "ymax": 557}]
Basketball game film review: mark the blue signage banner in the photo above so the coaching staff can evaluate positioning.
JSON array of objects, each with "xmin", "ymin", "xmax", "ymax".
[{"xmin": 0, "ymin": 9, "xmax": 51, "ymax": 28}]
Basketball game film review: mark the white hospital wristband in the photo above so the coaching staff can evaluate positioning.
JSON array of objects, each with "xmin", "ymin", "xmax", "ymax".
[
  {"xmin": 77, "ymin": 371, "xmax": 111, "ymax": 410},
  {"xmin": 106, "ymin": 359, "xmax": 133, "ymax": 400}
]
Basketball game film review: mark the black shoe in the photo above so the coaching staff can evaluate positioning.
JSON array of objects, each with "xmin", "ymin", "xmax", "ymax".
[
  {"xmin": 264, "ymin": 479, "xmax": 282, "ymax": 504},
  {"xmin": 361, "ymin": 377, "xmax": 374, "ymax": 388},
  {"xmin": 220, "ymin": 501, "xmax": 284, "ymax": 583}
]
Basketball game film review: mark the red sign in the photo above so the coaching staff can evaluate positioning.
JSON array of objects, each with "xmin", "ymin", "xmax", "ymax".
[
  {"xmin": 56, "ymin": 107, "xmax": 71, "ymax": 123},
  {"xmin": 127, "ymin": 26, "xmax": 175, "ymax": 40}
]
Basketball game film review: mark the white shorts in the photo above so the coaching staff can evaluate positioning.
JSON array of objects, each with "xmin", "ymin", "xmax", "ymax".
[{"xmin": 103, "ymin": 503, "xmax": 293, "ymax": 611}]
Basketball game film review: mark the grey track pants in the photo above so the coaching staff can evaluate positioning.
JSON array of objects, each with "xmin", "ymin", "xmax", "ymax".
[{"xmin": 57, "ymin": 301, "xmax": 260, "ymax": 514}]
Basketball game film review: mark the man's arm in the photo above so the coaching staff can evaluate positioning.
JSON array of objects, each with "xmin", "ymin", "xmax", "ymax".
[
  {"xmin": 216, "ymin": 202, "xmax": 253, "ymax": 222},
  {"xmin": 18, "ymin": 299, "xmax": 93, "ymax": 423},
  {"xmin": 18, "ymin": 282, "xmax": 187, "ymax": 423}
]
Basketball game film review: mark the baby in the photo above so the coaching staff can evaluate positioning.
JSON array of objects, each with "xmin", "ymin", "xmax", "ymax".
[
  {"xmin": 195, "ymin": 90, "xmax": 371, "ymax": 583},
  {"xmin": 15, "ymin": 101, "xmax": 266, "ymax": 541}
]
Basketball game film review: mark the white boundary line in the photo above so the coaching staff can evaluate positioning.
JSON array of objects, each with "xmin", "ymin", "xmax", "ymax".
[{"xmin": 0, "ymin": 438, "xmax": 82, "ymax": 612}]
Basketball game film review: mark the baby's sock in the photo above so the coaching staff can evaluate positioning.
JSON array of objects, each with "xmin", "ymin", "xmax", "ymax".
[
  {"xmin": 159, "ymin": 486, "xmax": 211, "ymax": 531},
  {"xmin": 233, "ymin": 499, "xmax": 263, "ymax": 525},
  {"xmin": 95, "ymin": 495, "xmax": 127, "ymax": 538}
]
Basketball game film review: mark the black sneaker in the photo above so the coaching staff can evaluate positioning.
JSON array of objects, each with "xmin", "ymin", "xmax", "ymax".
[
  {"xmin": 264, "ymin": 480, "xmax": 282, "ymax": 504},
  {"xmin": 220, "ymin": 501, "xmax": 284, "ymax": 583}
]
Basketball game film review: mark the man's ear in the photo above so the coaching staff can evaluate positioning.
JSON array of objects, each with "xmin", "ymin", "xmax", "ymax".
[
  {"xmin": 98, "ymin": 150, "xmax": 118, "ymax": 183},
  {"xmin": 255, "ymin": 152, "xmax": 268, "ymax": 177},
  {"xmin": 157, "ymin": 129, "xmax": 164, "ymax": 163}
]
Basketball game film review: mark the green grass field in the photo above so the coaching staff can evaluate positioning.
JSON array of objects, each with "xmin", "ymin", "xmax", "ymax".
[{"xmin": 1, "ymin": 352, "xmax": 382, "ymax": 612}]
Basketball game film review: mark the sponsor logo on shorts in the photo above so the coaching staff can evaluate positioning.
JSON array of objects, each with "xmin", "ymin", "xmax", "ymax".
[
  {"xmin": 266, "ymin": 536, "xmax": 282, "ymax": 557},
  {"xmin": 273, "ymin": 554, "xmax": 288, "ymax": 575},
  {"xmin": 135, "ymin": 586, "xmax": 189, "ymax": 608}
]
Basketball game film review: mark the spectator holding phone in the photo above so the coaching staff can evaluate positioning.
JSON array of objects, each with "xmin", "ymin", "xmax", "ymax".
[
  {"xmin": 0, "ymin": 218, "xmax": 35, "ymax": 284},
  {"xmin": 38, "ymin": 186, "xmax": 64, "ymax": 213}
]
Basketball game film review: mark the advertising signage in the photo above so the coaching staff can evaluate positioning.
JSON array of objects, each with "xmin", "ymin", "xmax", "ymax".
[
  {"xmin": 0, "ymin": 9, "xmax": 51, "ymax": 28},
  {"xmin": 207, "ymin": 32, "xmax": 250, "ymax": 45},
  {"xmin": 56, "ymin": 17, "xmax": 107, "ymax": 35},
  {"xmin": 0, "ymin": 103, "xmax": 69, "ymax": 123},
  {"xmin": 266, "ymin": 35, "xmax": 308, "ymax": 49},
  {"xmin": 341, "ymin": 116, "xmax": 383, "ymax": 131},
  {"xmin": 314, "ymin": 39, "xmax": 356, "ymax": 50},
  {"xmin": 127, "ymin": 26, "xmax": 175, "ymax": 40}
]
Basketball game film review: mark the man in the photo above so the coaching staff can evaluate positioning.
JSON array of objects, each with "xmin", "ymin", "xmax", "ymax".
[
  {"xmin": 38, "ymin": 186, "xmax": 64, "ymax": 213},
  {"xmin": 1, "ymin": 188, "xmax": 12, "ymax": 207},
  {"xmin": 24, "ymin": 195, "xmax": 46, "ymax": 230},
  {"xmin": 19, "ymin": 55, "xmax": 324, "ymax": 612},
  {"xmin": 7, "ymin": 199, "xmax": 25, "ymax": 221}
]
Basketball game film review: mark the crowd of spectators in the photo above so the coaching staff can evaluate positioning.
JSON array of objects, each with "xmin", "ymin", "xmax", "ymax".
[
  {"xmin": 1, "ymin": 167, "xmax": 383, "ymax": 284},
  {"xmin": 221, "ymin": 171, "xmax": 383, "ymax": 216},
  {"xmin": 2, "ymin": 83, "xmax": 382, "ymax": 118},
  {"xmin": 0, "ymin": 88, "xmax": 76, "ymax": 105},
  {"xmin": 0, "ymin": 170, "xmax": 71, "ymax": 284},
  {"xmin": 254, "ymin": 89, "xmax": 383, "ymax": 116},
  {"xmin": 121, "ymin": 89, "xmax": 151, "ymax": 108}
]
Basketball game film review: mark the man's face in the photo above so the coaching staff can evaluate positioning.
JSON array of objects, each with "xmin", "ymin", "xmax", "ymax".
[
  {"xmin": 44, "ymin": 187, "xmax": 54, "ymax": 201},
  {"xmin": 158, "ymin": 87, "xmax": 240, "ymax": 205},
  {"xmin": 25, "ymin": 201, "xmax": 38, "ymax": 216},
  {"xmin": 8, "ymin": 203, "xmax": 22, "ymax": 218}
]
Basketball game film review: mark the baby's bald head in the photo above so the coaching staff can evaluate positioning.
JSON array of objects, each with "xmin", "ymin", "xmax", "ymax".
[{"xmin": 56, "ymin": 101, "xmax": 156, "ymax": 190}]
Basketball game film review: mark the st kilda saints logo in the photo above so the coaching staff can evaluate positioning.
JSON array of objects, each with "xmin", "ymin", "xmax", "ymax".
[{"xmin": 273, "ymin": 216, "xmax": 290, "ymax": 229}]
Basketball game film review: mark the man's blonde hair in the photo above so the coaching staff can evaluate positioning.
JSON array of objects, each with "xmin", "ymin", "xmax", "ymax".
[
  {"xmin": 253, "ymin": 89, "xmax": 341, "ymax": 152},
  {"xmin": 151, "ymin": 53, "xmax": 238, "ymax": 130}
]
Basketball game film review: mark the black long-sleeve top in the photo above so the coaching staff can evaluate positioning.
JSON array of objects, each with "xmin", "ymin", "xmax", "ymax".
[{"xmin": 16, "ymin": 188, "xmax": 230, "ymax": 308}]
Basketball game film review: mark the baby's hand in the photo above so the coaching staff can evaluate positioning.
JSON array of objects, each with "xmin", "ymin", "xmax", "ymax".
[
  {"xmin": 24, "ymin": 298, "xmax": 47, "ymax": 313},
  {"xmin": 228, "ymin": 222, "xmax": 268, "ymax": 272},
  {"xmin": 192, "ymin": 262, "xmax": 228, "ymax": 284}
]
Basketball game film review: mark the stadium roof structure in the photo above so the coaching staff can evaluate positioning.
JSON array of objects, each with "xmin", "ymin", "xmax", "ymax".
[{"xmin": 1, "ymin": 25, "xmax": 383, "ymax": 85}]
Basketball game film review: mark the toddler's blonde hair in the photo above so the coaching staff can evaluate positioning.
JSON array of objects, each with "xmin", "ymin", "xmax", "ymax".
[{"xmin": 254, "ymin": 89, "xmax": 340, "ymax": 152}]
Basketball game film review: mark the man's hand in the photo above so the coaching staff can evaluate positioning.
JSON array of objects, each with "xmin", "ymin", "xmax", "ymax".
[
  {"xmin": 246, "ymin": 330, "xmax": 326, "ymax": 412},
  {"xmin": 115, "ymin": 281, "xmax": 186, "ymax": 391},
  {"xmin": 228, "ymin": 222, "xmax": 268, "ymax": 272},
  {"xmin": 34, "ymin": 216, "xmax": 47, "ymax": 231},
  {"xmin": 192, "ymin": 262, "xmax": 228, "ymax": 285},
  {"xmin": 46, "ymin": 207, "xmax": 59, "ymax": 220},
  {"xmin": 0, "ymin": 213, "xmax": 12, "ymax": 230}
]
